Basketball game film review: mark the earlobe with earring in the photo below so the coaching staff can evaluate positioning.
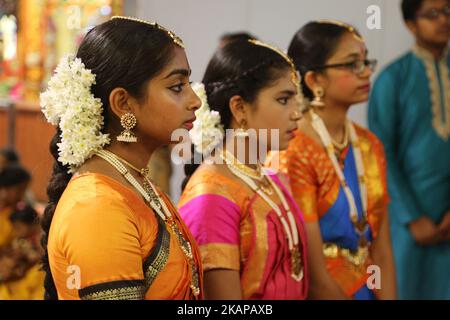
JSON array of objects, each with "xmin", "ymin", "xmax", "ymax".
[
  {"xmin": 235, "ymin": 119, "xmax": 249, "ymax": 138},
  {"xmin": 311, "ymin": 87, "xmax": 325, "ymax": 108},
  {"xmin": 117, "ymin": 112, "xmax": 138, "ymax": 143}
]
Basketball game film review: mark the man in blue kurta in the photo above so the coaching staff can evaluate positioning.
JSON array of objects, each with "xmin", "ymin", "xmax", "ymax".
[{"xmin": 368, "ymin": 0, "xmax": 450, "ymax": 299}]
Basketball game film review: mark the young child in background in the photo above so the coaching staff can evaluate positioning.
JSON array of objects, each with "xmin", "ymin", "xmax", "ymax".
[
  {"xmin": 0, "ymin": 164, "xmax": 31, "ymax": 248},
  {"xmin": 0, "ymin": 202, "xmax": 44, "ymax": 300}
]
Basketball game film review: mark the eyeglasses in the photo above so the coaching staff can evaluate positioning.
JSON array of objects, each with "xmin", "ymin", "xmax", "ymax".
[
  {"xmin": 311, "ymin": 59, "xmax": 378, "ymax": 76},
  {"xmin": 416, "ymin": 6, "xmax": 450, "ymax": 20}
]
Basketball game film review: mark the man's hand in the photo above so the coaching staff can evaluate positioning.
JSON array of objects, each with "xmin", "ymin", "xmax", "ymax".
[
  {"xmin": 409, "ymin": 216, "xmax": 440, "ymax": 246},
  {"xmin": 438, "ymin": 210, "xmax": 450, "ymax": 242}
]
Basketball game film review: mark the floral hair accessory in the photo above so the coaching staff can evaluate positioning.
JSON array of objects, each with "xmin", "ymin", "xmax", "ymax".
[
  {"xmin": 40, "ymin": 55, "xmax": 110, "ymax": 173},
  {"xmin": 190, "ymin": 83, "xmax": 224, "ymax": 156}
]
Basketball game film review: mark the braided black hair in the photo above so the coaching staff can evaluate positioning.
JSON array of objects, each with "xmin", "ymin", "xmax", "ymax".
[{"xmin": 40, "ymin": 131, "xmax": 71, "ymax": 299}]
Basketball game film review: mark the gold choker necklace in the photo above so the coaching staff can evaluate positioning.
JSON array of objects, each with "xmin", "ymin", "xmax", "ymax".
[
  {"xmin": 221, "ymin": 150, "xmax": 273, "ymax": 195},
  {"xmin": 331, "ymin": 124, "xmax": 349, "ymax": 151},
  {"xmin": 108, "ymin": 153, "xmax": 150, "ymax": 178}
]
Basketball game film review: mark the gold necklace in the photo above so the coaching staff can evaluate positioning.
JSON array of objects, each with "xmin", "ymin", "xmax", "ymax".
[
  {"xmin": 222, "ymin": 150, "xmax": 273, "ymax": 195},
  {"xmin": 95, "ymin": 150, "xmax": 200, "ymax": 297},
  {"xmin": 143, "ymin": 176, "xmax": 200, "ymax": 297},
  {"xmin": 221, "ymin": 151, "xmax": 304, "ymax": 281},
  {"xmin": 109, "ymin": 153, "xmax": 150, "ymax": 178},
  {"xmin": 331, "ymin": 124, "xmax": 349, "ymax": 151},
  {"xmin": 308, "ymin": 111, "xmax": 370, "ymax": 251},
  {"xmin": 222, "ymin": 150, "xmax": 263, "ymax": 180}
]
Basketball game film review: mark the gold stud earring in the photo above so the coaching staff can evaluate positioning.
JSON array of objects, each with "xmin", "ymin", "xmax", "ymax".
[
  {"xmin": 117, "ymin": 113, "xmax": 137, "ymax": 143},
  {"xmin": 235, "ymin": 120, "xmax": 249, "ymax": 138},
  {"xmin": 311, "ymin": 87, "xmax": 325, "ymax": 108}
]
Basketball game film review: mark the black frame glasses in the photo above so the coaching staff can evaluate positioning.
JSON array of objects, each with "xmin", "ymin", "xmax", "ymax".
[
  {"xmin": 311, "ymin": 59, "xmax": 378, "ymax": 75},
  {"xmin": 416, "ymin": 6, "xmax": 450, "ymax": 20}
]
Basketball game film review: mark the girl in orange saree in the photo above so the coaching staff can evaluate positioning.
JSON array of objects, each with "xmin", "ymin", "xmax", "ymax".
[
  {"xmin": 40, "ymin": 17, "xmax": 202, "ymax": 300},
  {"xmin": 179, "ymin": 40, "xmax": 309, "ymax": 300}
]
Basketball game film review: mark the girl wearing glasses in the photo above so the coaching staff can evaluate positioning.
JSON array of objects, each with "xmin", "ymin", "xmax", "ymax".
[{"xmin": 269, "ymin": 21, "xmax": 396, "ymax": 299}]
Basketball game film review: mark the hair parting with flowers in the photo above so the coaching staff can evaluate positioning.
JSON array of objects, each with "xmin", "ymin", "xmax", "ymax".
[
  {"xmin": 40, "ymin": 16, "xmax": 183, "ymax": 300},
  {"xmin": 183, "ymin": 39, "xmax": 305, "ymax": 190}
]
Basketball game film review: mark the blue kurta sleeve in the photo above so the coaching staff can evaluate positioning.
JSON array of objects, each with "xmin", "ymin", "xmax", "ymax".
[{"xmin": 368, "ymin": 68, "xmax": 423, "ymax": 225}]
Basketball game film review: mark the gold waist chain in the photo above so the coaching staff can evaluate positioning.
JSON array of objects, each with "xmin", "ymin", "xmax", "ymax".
[{"xmin": 322, "ymin": 243, "xmax": 369, "ymax": 267}]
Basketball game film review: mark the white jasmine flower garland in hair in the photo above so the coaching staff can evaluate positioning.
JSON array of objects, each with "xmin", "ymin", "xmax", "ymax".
[
  {"xmin": 190, "ymin": 83, "xmax": 224, "ymax": 156},
  {"xmin": 40, "ymin": 55, "xmax": 110, "ymax": 173}
]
